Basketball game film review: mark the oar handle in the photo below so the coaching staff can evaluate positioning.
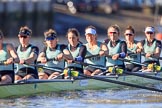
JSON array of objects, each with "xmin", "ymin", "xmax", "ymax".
[
  {"xmin": 37, "ymin": 58, "xmax": 57, "ymax": 64},
  {"xmin": 85, "ymin": 54, "xmax": 100, "ymax": 59},
  {"xmin": 0, "ymin": 60, "xmax": 8, "ymax": 65}
]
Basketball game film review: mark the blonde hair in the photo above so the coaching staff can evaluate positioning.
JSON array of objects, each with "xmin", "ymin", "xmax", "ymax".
[
  {"xmin": 66, "ymin": 28, "xmax": 80, "ymax": 37},
  {"xmin": 44, "ymin": 29, "xmax": 57, "ymax": 37},
  {"xmin": 19, "ymin": 26, "xmax": 32, "ymax": 36},
  {"xmin": 107, "ymin": 24, "xmax": 120, "ymax": 33},
  {"xmin": 125, "ymin": 25, "xmax": 135, "ymax": 34}
]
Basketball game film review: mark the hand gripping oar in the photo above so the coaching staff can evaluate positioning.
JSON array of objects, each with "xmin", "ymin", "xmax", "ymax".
[
  {"xmin": 79, "ymin": 74, "xmax": 162, "ymax": 92},
  {"xmin": 106, "ymin": 54, "xmax": 147, "ymax": 67},
  {"xmin": 0, "ymin": 60, "xmax": 12, "ymax": 65},
  {"xmin": 140, "ymin": 53, "xmax": 162, "ymax": 60},
  {"xmin": 37, "ymin": 58, "xmax": 57, "ymax": 64}
]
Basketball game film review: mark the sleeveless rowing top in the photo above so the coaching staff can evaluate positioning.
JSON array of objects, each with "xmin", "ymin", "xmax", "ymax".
[
  {"xmin": 125, "ymin": 40, "xmax": 141, "ymax": 64},
  {"xmin": 16, "ymin": 44, "xmax": 35, "ymax": 70},
  {"xmin": 0, "ymin": 43, "xmax": 13, "ymax": 71},
  {"xmin": 66, "ymin": 43, "xmax": 82, "ymax": 69},
  {"xmin": 45, "ymin": 45, "xmax": 65, "ymax": 68},
  {"xmin": 84, "ymin": 41, "xmax": 105, "ymax": 66},
  {"xmin": 106, "ymin": 40, "xmax": 123, "ymax": 66},
  {"xmin": 143, "ymin": 39, "xmax": 158, "ymax": 61}
]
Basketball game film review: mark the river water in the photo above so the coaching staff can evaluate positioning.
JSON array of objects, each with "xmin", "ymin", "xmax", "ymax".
[{"xmin": 1, "ymin": 36, "xmax": 162, "ymax": 108}]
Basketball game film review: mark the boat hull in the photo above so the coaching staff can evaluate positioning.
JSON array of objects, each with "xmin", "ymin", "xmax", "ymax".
[{"xmin": 0, "ymin": 74, "xmax": 161, "ymax": 98}]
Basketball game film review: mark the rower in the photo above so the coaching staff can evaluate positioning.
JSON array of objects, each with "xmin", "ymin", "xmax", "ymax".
[
  {"xmin": 0, "ymin": 30, "xmax": 19, "ymax": 84},
  {"xmin": 140, "ymin": 26, "xmax": 162, "ymax": 71},
  {"xmin": 15, "ymin": 26, "xmax": 39, "ymax": 81},
  {"xmin": 63, "ymin": 28, "xmax": 86, "ymax": 78},
  {"xmin": 102, "ymin": 25, "xmax": 127, "ymax": 74},
  {"xmin": 124, "ymin": 26, "xmax": 142, "ymax": 72},
  {"xmin": 84, "ymin": 25, "xmax": 106, "ymax": 76},
  {"xmin": 37, "ymin": 29, "xmax": 66, "ymax": 79}
]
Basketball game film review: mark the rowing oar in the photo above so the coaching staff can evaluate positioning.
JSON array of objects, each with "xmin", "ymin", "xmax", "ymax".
[
  {"xmin": 74, "ymin": 61, "xmax": 162, "ymax": 81},
  {"xmin": 106, "ymin": 54, "xmax": 147, "ymax": 67},
  {"xmin": 105, "ymin": 56, "xmax": 162, "ymax": 81},
  {"xmin": 73, "ymin": 61, "xmax": 106, "ymax": 70},
  {"xmin": 0, "ymin": 61, "xmax": 7, "ymax": 65},
  {"xmin": 85, "ymin": 54, "xmax": 100, "ymax": 59},
  {"xmin": 23, "ymin": 63, "xmax": 64, "ymax": 72},
  {"xmin": 37, "ymin": 58, "xmax": 57, "ymax": 64},
  {"xmin": 79, "ymin": 74, "xmax": 162, "ymax": 92},
  {"xmin": 140, "ymin": 53, "xmax": 162, "ymax": 60}
]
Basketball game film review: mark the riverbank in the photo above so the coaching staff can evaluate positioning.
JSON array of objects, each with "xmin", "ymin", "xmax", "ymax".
[{"xmin": 54, "ymin": 9, "xmax": 155, "ymax": 36}]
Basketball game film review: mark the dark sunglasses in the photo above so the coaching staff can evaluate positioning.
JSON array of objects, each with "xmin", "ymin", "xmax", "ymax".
[
  {"xmin": 109, "ymin": 32, "xmax": 117, "ymax": 34},
  {"xmin": 19, "ymin": 36, "xmax": 28, "ymax": 39},
  {"xmin": 125, "ymin": 33, "xmax": 133, "ymax": 36},
  {"xmin": 45, "ymin": 37, "xmax": 55, "ymax": 41},
  {"xmin": 146, "ymin": 32, "xmax": 153, "ymax": 34}
]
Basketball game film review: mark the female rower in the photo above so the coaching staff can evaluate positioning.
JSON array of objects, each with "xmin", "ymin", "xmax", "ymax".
[
  {"xmin": 0, "ymin": 30, "xmax": 19, "ymax": 84},
  {"xmin": 84, "ymin": 25, "xmax": 106, "ymax": 76},
  {"xmin": 102, "ymin": 24, "xmax": 127, "ymax": 73},
  {"xmin": 37, "ymin": 29, "xmax": 66, "ymax": 79},
  {"xmin": 124, "ymin": 26, "xmax": 142, "ymax": 72},
  {"xmin": 15, "ymin": 26, "xmax": 39, "ymax": 81},
  {"xmin": 64, "ymin": 28, "xmax": 86, "ymax": 78},
  {"xmin": 140, "ymin": 26, "xmax": 161, "ymax": 71}
]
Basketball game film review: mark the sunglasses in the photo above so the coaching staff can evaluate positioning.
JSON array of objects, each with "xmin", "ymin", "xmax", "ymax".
[
  {"xmin": 45, "ymin": 37, "xmax": 55, "ymax": 41},
  {"xmin": 125, "ymin": 33, "xmax": 133, "ymax": 36},
  {"xmin": 109, "ymin": 32, "xmax": 117, "ymax": 34},
  {"xmin": 146, "ymin": 32, "xmax": 153, "ymax": 34},
  {"xmin": 19, "ymin": 36, "xmax": 28, "ymax": 39}
]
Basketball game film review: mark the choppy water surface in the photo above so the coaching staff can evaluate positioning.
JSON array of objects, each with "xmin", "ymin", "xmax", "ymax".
[
  {"xmin": 1, "ymin": 37, "xmax": 162, "ymax": 108},
  {"xmin": 1, "ymin": 89, "xmax": 162, "ymax": 108}
]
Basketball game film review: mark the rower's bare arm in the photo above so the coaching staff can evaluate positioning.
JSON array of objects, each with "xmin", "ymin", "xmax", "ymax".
[
  {"xmin": 154, "ymin": 47, "xmax": 161, "ymax": 57},
  {"xmin": 37, "ymin": 52, "xmax": 47, "ymax": 63},
  {"xmin": 63, "ymin": 49, "xmax": 73, "ymax": 60},
  {"xmin": 100, "ymin": 43, "xmax": 108, "ymax": 56},
  {"xmin": 136, "ymin": 42, "xmax": 143, "ymax": 53},
  {"xmin": 56, "ymin": 53, "xmax": 63, "ymax": 61},
  {"xmin": 24, "ymin": 49, "xmax": 38, "ymax": 64},
  {"xmin": 7, "ymin": 43, "xmax": 19, "ymax": 63}
]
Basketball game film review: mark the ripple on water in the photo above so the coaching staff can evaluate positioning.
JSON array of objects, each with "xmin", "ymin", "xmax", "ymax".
[{"xmin": 1, "ymin": 89, "xmax": 162, "ymax": 108}]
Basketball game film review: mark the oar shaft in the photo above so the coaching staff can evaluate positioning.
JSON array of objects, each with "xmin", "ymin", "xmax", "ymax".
[
  {"xmin": 124, "ymin": 71, "xmax": 162, "ymax": 81},
  {"xmin": 85, "ymin": 54, "xmax": 99, "ymax": 59},
  {"xmin": 74, "ymin": 61, "xmax": 106, "ymax": 70},
  {"xmin": 23, "ymin": 64, "xmax": 63, "ymax": 72},
  {"xmin": 80, "ymin": 74, "xmax": 162, "ymax": 92}
]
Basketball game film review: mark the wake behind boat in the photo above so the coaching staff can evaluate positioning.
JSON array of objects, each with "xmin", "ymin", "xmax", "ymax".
[{"xmin": 0, "ymin": 71, "xmax": 162, "ymax": 98}]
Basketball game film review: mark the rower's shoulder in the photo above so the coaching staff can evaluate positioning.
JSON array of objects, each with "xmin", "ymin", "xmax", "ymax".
[
  {"xmin": 120, "ymin": 40, "xmax": 126, "ymax": 44},
  {"xmin": 103, "ymin": 38, "xmax": 110, "ymax": 44},
  {"xmin": 58, "ymin": 44, "xmax": 67, "ymax": 48},
  {"xmin": 5, "ymin": 43, "xmax": 15, "ymax": 49},
  {"xmin": 155, "ymin": 39, "xmax": 161, "ymax": 44}
]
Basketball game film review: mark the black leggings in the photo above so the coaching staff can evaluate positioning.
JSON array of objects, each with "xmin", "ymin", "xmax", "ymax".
[
  {"xmin": 16, "ymin": 68, "xmax": 38, "ymax": 79},
  {"xmin": 125, "ymin": 64, "xmax": 142, "ymax": 72}
]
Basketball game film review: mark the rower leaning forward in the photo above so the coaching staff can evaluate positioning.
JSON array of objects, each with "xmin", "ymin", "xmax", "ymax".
[
  {"xmin": 37, "ymin": 29, "xmax": 66, "ymax": 79},
  {"xmin": 0, "ymin": 30, "xmax": 19, "ymax": 84},
  {"xmin": 63, "ymin": 28, "xmax": 87, "ymax": 78},
  {"xmin": 84, "ymin": 25, "xmax": 106, "ymax": 76},
  {"xmin": 139, "ymin": 26, "xmax": 162, "ymax": 71},
  {"xmin": 102, "ymin": 24, "xmax": 127, "ymax": 74},
  {"xmin": 15, "ymin": 26, "xmax": 39, "ymax": 81}
]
